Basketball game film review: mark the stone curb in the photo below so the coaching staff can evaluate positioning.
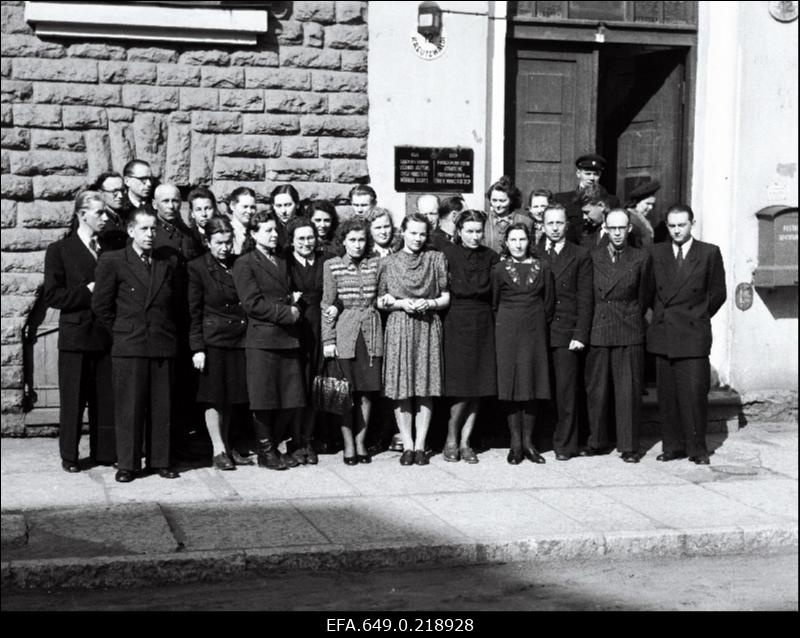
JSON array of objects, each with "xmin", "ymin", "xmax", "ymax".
[{"xmin": 2, "ymin": 524, "xmax": 796, "ymax": 591}]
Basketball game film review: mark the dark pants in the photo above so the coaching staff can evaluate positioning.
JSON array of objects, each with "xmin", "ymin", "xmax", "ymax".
[
  {"xmin": 585, "ymin": 344, "xmax": 644, "ymax": 454},
  {"xmin": 656, "ymin": 355, "xmax": 710, "ymax": 457},
  {"xmin": 550, "ymin": 347, "xmax": 581, "ymax": 456},
  {"xmin": 58, "ymin": 350, "xmax": 116, "ymax": 464},
  {"xmin": 113, "ymin": 356, "xmax": 173, "ymax": 472}
]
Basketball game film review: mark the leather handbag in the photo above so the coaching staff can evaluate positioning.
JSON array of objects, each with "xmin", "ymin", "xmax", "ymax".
[{"xmin": 312, "ymin": 358, "xmax": 353, "ymax": 415}]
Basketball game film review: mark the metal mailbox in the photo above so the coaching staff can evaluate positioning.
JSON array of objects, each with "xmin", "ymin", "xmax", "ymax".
[{"xmin": 754, "ymin": 205, "xmax": 798, "ymax": 287}]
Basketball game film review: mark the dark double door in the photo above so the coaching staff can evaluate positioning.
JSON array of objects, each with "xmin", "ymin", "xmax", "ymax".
[{"xmin": 508, "ymin": 43, "xmax": 687, "ymax": 232}]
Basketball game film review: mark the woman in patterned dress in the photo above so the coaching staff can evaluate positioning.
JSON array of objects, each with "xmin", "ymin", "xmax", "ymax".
[
  {"xmin": 492, "ymin": 223, "xmax": 555, "ymax": 465},
  {"xmin": 378, "ymin": 214, "xmax": 450, "ymax": 466}
]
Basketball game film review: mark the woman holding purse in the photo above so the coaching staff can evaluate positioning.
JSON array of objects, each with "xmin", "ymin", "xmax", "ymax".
[{"xmin": 320, "ymin": 218, "xmax": 383, "ymax": 465}]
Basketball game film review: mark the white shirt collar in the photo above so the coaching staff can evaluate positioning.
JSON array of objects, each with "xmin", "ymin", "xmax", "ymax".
[
  {"xmin": 293, "ymin": 253, "xmax": 315, "ymax": 267},
  {"xmin": 673, "ymin": 236, "xmax": 694, "ymax": 257},
  {"xmin": 76, "ymin": 227, "xmax": 97, "ymax": 254},
  {"xmin": 547, "ymin": 238, "xmax": 566, "ymax": 254}
]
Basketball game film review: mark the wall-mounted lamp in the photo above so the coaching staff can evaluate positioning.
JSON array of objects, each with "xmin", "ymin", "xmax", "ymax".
[{"xmin": 417, "ymin": 1, "xmax": 443, "ymax": 41}]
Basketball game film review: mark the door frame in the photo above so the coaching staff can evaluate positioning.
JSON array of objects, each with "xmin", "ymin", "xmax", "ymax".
[{"xmin": 505, "ymin": 21, "xmax": 697, "ymax": 206}]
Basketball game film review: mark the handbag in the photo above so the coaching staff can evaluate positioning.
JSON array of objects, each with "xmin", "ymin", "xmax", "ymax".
[{"xmin": 312, "ymin": 358, "xmax": 353, "ymax": 415}]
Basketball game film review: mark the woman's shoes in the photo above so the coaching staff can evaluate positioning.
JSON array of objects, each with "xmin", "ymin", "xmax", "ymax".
[
  {"xmin": 357, "ymin": 454, "xmax": 371, "ymax": 464},
  {"xmin": 523, "ymin": 447, "xmax": 546, "ymax": 464},
  {"xmin": 213, "ymin": 452, "xmax": 236, "ymax": 471},
  {"xmin": 414, "ymin": 450, "xmax": 429, "ymax": 466},
  {"xmin": 459, "ymin": 447, "xmax": 479, "ymax": 464},
  {"xmin": 343, "ymin": 455, "xmax": 359, "ymax": 466},
  {"xmin": 507, "ymin": 449, "xmax": 524, "ymax": 465},
  {"xmin": 442, "ymin": 445, "xmax": 460, "ymax": 462},
  {"xmin": 399, "ymin": 450, "xmax": 415, "ymax": 466}
]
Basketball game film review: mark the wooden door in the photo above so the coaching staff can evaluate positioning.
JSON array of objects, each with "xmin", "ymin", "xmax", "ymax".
[
  {"xmin": 509, "ymin": 47, "xmax": 596, "ymax": 198},
  {"xmin": 600, "ymin": 49, "xmax": 686, "ymax": 233}
]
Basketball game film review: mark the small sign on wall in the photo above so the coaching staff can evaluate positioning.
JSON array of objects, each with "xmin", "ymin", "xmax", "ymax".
[{"xmin": 395, "ymin": 146, "xmax": 474, "ymax": 193}]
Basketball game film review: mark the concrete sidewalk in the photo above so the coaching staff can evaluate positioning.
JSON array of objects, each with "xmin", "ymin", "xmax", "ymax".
[{"xmin": 1, "ymin": 422, "xmax": 797, "ymax": 590}]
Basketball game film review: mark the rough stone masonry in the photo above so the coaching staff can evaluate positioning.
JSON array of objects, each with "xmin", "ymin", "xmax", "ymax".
[{"xmin": 0, "ymin": 1, "xmax": 370, "ymax": 435}]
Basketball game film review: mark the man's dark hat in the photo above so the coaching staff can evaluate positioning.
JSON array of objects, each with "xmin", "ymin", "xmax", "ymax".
[
  {"xmin": 628, "ymin": 179, "xmax": 661, "ymax": 202},
  {"xmin": 575, "ymin": 153, "xmax": 606, "ymax": 171}
]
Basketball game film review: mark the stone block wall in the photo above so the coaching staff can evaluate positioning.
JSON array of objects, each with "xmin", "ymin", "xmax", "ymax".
[{"xmin": 0, "ymin": 0, "xmax": 369, "ymax": 434}]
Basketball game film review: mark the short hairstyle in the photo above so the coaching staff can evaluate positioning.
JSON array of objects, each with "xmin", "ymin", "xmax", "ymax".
[
  {"xmin": 249, "ymin": 210, "xmax": 280, "ymax": 232},
  {"xmin": 528, "ymin": 188, "xmax": 553, "ymax": 206},
  {"xmin": 270, "ymin": 184, "xmax": 300, "ymax": 206},
  {"xmin": 349, "ymin": 183, "xmax": 377, "ymax": 203},
  {"xmin": 416, "ymin": 193, "xmax": 440, "ymax": 211},
  {"xmin": 486, "ymin": 175, "xmax": 522, "ymax": 211},
  {"xmin": 438, "ymin": 196, "xmax": 465, "ymax": 220},
  {"xmin": 400, "ymin": 212, "xmax": 432, "ymax": 234},
  {"xmin": 122, "ymin": 159, "xmax": 151, "ymax": 177},
  {"xmin": 284, "ymin": 215, "xmax": 317, "ymax": 250},
  {"xmin": 543, "ymin": 202, "xmax": 568, "ymax": 220},
  {"xmin": 92, "ymin": 172, "xmax": 124, "ymax": 191},
  {"xmin": 579, "ymin": 182, "xmax": 611, "ymax": 208},
  {"xmin": 500, "ymin": 222, "xmax": 536, "ymax": 259},
  {"xmin": 127, "ymin": 207, "xmax": 157, "ymax": 229},
  {"xmin": 187, "ymin": 185, "xmax": 218, "ymax": 210},
  {"xmin": 74, "ymin": 190, "xmax": 105, "ymax": 216},
  {"xmin": 229, "ymin": 186, "xmax": 256, "ymax": 205},
  {"xmin": 666, "ymin": 203, "xmax": 695, "ymax": 222},
  {"xmin": 205, "ymin": 215, "xmax": 234, "ymax": 239},
  {"xmin": 304, "ymin": 199, "xmax": 339, "ymax": 235},
  {"xmin": 603, "ymin": 207, "xmax": 631, "ymax": 223},
  {"xmin": 453, "ymin": 209, "xmax": 487, "ymax": 244},
  {"xmin": 366, "ymin": 206, "xmax": 393, "ymax": 224},
  {"xmin": 336, "ymin": 217, "xmax": 373, "ymax": 254}
]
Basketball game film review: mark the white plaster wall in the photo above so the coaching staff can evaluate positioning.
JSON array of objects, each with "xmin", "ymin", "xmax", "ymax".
[
  {"xmin": 368, "ymin": 1, "xmax": 492, "ymax": 221},
  {"xmin": 693, "ymin": 1, "xmax": 798, "ymax": 393}
]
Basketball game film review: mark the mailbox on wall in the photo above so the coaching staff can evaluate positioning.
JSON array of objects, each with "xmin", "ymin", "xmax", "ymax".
[{"xmin": 754, "ymin": 205, "xmax": 799, "ymax": 287}]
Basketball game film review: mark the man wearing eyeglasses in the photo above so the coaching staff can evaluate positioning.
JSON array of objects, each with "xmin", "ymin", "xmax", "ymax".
[
  {"xmin": 583, "ymin": 208, "xmax": 652, "ymax": 464},
  {"xmin": 122, "ymin": 159, "xmax": 156, "ymax": 221},
  {"xmin": 93, "ymin": 171, "xmax": 128, "ymax": 251}
]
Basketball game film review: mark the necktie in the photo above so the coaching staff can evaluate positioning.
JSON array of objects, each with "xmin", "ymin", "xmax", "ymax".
[
  {"xmin": 89, "ymin": 237, "xmax": 99, "ymax": 257},
  {"xmin": 676, "ymin": 244, "xmax": 684, "ymax": 269},
  {"xmin": 547, "ymin": 242, "xmax": 556, "ymax": 260},
  {"xmin": 141, "ymin": 252, "xmax": 151, "ymax": 272}
]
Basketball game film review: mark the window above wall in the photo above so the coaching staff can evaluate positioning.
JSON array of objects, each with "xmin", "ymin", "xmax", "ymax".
[{"xmin": 24, "ymin": 1, "xmax": 275, "ymax": 46}]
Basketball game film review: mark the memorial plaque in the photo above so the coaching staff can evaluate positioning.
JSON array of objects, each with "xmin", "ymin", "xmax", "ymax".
[{"xmin": 395, "ymin": 146, "xmax": 474, "ymax": 193}]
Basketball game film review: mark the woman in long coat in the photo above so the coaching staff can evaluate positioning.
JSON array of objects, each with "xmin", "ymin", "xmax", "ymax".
[
  {"xmin": 232, "ymin": 211, "xmax": 305, "ymax": 471},
  {"xmin": 492, "ymin": 223, "xmax": 554, "ymax": 465},
  {"xmin": 440, "ymin": 210, "xmax": 499, "ymax": 463},
  {"xmin": 188, "ymin": 216, "xmax": 248, "ymax": 470}
]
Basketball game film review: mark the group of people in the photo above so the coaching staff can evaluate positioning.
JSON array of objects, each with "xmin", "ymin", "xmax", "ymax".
[{"xmin": 44, "ymin": 152, "xmax": 726, "ymax": 484}]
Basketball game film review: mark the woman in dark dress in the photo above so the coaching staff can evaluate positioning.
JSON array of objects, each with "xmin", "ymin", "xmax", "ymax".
[
  {"xmin": 232, "ymin": 211, "xmax": 305, "ymax": 471},
  {"xmin": 321, "ymin": 218, "xmax": 383, "ymax": 464},
  {"xmin": 285, "ymin": 217, "xmax": 331, "ymax": 465},
  {"xmin": 187, "ymin": 185, "xmax": 218, "ymax": 256},
  {"xmin": 492, "ymin": 223, "xmax": 555, "ymax": 465},
  {"xmin": 440, "ymin": 210, "xmax": 499, "ymax": 463},
  {"xmin": 270, "ymin": 184, "xmax": 301, "ymax": 247},
  {"xmin": 188, "ymin": 217, "xmax": 248, "ymax": 470}
]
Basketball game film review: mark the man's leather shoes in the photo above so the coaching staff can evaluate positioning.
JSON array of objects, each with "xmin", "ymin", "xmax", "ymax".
[
  {"xmin": 621, "ymin": 452, "xmax": 639, "ymax": 463},
  {"xmin": 523, "ymin": 447, "xmax": 546, "ymax": 464},
  {"xmin": 61, "ymin": 460, "xmax": 80, "ymax": 473},
  {"xmin": 656, "ymin": 451, "xmax": 687, "ymax": 462},
  {"xmin": 231, "ymin": 449, "xmax": 255, "ymax": 466},
  {"xmin": 213, "ymin": 452, "xmax": 235, "ymax": 471},
  {"xmin": 555, "ymin": 452, "xmax": 572, "ymax": 461},
  {"xmin": 115, "ymin": 469, "xmax": 135, "ymax": 483},
  {"xmin": 689, "ymin": 454, "xmax": 710, "ymax": 465},
  {"xmin": 158, "ymin": 468, "xmax": 179, "ymax": 479}
]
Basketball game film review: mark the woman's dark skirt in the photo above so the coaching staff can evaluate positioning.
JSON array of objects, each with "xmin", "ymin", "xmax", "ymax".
[
  {"xmin": 196, "ymin": 346, "xmax": 249, "ymax": 405},
  {"xmin": 338, "ymin": 331, "xmax": 382, "ymax": 394},
  {"xmin": 246, "ymin": 348, "xmax": 307, "ymax": 410}
]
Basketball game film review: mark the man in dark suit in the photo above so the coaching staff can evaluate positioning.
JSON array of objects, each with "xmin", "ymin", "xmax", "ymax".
[
  {"xmin": 647, "ymin": 204, "xmax": 727, "ymax": 465},
  {"xmin": 120, "ymin": 159, "xmax": 155, "ymax": 222},
  {"xmin": 554, "ymin": 154, "xmax": 620, "ymax": 244},
  {"xmin": 583, "ymin": 208, "xmax": 652, "ymax": 462},
  {"xmin": 92, "ymin": 208, "xmax": 181, "ymax": 482},
  {"xmin": 539, "ymin": 204, "xmax": 593, "ymax": 460},
  {"xmin": 93, "ymin": 171, "xmax": 128, "ymax": 251},
  {"xmin": 44, "ymin": 191, "xmax": 116, "ymax": 472}
]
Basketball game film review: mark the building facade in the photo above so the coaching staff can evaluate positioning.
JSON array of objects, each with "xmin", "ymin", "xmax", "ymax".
[{"xmin": 1, "ymin": 1, "xmax": 797, "ymax": 435}]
